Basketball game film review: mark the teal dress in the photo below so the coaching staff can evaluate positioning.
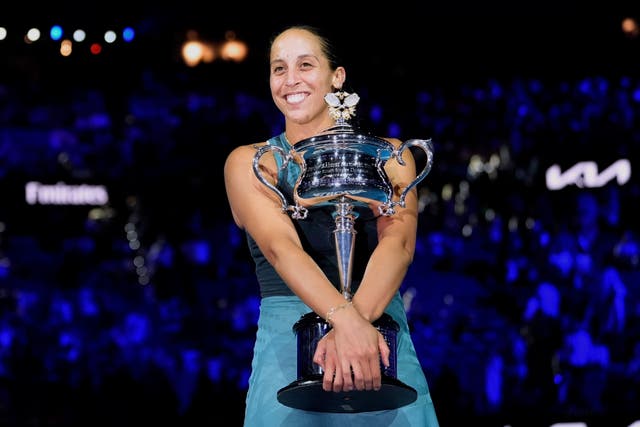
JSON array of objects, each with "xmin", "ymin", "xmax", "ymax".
[{"xmin": 243, "ymin": 133, "xmax": 440, "ymax": 426}]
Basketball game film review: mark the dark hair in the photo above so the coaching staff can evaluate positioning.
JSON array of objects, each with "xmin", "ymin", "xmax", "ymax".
[{"xmin": 268, "ymin": 25, "xmax": 343, "ymax": 71}]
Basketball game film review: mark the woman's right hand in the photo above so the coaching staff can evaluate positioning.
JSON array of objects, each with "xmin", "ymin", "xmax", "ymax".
[{"xmin": 313, "ymin": 306, "xmax": 390, "ymax": 393}]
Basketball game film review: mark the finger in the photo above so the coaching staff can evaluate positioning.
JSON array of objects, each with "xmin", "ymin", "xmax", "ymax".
[
  {"xmin": 321, "ymin": 352, "xmax": 338, "ymax": 391},
  {"xmin": 378, "ymin": 333, "xmax": 391, "ymax": 370},
  {"xmin": 313, "ymin": 345, "xmax": 326, "ymax": 370},
  {"xmin": 372, "ymin": 333, "xmax": 389, "ymax": 390},
  {"xmin": 361, "ymin": 353, "xmax": 380, "ymax": 391},
  {"xmin": 322, "ymin": 364, "xmax": 336, "ymax": 392},
  {"xmin": 362, "ymin": 361, "xmax": 376, "ymax": 391},
  {"xmin": 351, "ymin": 361, "xmax": 366, "ymax": 391},
  {"xmin": 368, "ymin": 354, "xmax": 382, "ymax": 391},
  {"xmin": 341, "ymin": 360, "xmax": 354, "ymax": 392},
  {"xmin": 331, "ymin": 366, "xmax": 344, "ymax": 392}
]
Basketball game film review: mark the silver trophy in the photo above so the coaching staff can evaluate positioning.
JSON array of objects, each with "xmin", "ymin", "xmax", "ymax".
[{"xmin": 253, "ymin": 91, "xmax": 434, "ymax": 413}]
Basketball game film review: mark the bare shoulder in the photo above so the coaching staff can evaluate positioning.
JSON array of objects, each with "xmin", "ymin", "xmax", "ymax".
[
  {"xmin": 224, "ymin": 142, "xmax": 267, "ymax": 171},
  {"xmin": 226, "ymin": 142, "xmax": 267, "ymax": 161},
  {"xmin": 381, "ymin": 136, "xmax": 403, "ymax": 149}
]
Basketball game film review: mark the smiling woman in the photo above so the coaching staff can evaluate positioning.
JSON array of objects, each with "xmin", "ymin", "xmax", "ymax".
[{"xmin": 224, "ymin": 24, "xmax": 440, "ymax": 426}]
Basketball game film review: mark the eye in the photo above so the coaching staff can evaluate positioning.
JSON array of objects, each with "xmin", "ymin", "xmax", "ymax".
[{"xmin": 272, "ymin": 65, "xmax": 285, "ymax": 75}]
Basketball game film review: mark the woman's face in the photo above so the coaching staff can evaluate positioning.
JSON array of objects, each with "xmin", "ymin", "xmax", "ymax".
[{"xmin": 269, "ymin": 28, "xmax": 344, "ymax": 128}]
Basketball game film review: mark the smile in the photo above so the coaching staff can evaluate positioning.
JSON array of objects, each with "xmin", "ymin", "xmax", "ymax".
[{"xmin": 286, "ymin": 93, "xmax": 306, "ymax": 104}]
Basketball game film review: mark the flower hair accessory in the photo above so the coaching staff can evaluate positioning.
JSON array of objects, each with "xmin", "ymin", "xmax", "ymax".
[{"xmin": 324, "ymin": 91, "xmax": 360, "ymax": 124}]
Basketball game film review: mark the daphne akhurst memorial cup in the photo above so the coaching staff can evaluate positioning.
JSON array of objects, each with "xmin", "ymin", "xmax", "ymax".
[{"xmin": 253, "ymin": 91, "xmax": 434, "ymax": 413}]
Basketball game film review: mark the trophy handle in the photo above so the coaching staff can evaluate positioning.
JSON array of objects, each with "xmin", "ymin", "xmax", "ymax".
[
  {"xmin": 384, "ymin": 138, "xmax": 434, "ymax": 214},
  {"xmin": 252, "ymin": 144, "xmax": 309, "ymax": 220}
]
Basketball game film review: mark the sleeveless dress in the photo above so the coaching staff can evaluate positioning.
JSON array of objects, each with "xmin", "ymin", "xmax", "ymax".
[{"xmin": 242, "ymin": 133, "xmax": 440, "ymax": 426}]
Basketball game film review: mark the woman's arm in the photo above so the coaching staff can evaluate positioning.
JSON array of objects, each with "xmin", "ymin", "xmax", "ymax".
[
  {"xmin": 351, "ymin": 137, "xmax": 420, "ymax": 322},
  {"xmin": 224, "ymin": 144, "xmax": 348, "ymax": 315}
]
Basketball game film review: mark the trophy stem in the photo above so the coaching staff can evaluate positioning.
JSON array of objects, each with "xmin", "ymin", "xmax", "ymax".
[{"xmin": 332, "ymin": 197, "xmax": 357, "ymax": 300}]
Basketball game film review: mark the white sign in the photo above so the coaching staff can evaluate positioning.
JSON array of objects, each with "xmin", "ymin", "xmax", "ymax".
[
  {"xmin": 546, "ymin": 159, "xmax": 631, "ymax": 190},
  {"xmin": 25, "ymin": 181, "xmax": 109, "ymax": 206}
]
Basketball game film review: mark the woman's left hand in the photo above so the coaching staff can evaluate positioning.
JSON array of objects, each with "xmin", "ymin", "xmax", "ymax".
[{"xmin": 313, "ymin": 322, "xmax": 390, "ymax": 393}]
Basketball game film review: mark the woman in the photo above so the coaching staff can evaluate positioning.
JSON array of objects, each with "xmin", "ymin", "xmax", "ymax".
[{"xmin": 224, "ymin": 25, "xmax": 439, "ymax": 426}]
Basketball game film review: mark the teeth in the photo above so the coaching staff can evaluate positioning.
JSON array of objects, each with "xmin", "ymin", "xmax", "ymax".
[{"xmin": 287, "ymin": 93, "xmax": 305, "ymax": 103}]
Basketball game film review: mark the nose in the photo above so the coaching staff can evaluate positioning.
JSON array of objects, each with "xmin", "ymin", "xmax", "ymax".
[{"xmin": 285, "ymin": 68, "xmax": 300, "ymax": 86}]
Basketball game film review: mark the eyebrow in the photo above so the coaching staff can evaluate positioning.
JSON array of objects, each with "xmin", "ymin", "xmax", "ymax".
[{"xmin": 270, "ymin": 54, "xmax": 319, "ymax": 66}]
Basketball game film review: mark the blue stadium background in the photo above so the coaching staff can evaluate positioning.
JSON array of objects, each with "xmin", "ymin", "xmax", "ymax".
[{"xmin": 1, "ymin": 4, "xmax": 639, "ymax": 426}]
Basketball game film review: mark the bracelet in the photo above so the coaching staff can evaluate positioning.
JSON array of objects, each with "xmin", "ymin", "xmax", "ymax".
[{"xmin": 326, "ymin": 301, "xmax": 353, "ymax": 325}]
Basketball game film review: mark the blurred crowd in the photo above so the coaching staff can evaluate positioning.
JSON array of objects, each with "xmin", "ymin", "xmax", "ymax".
[{"xmin": 0, "ymin": 65, "xmax": 639, "ymax": 426}]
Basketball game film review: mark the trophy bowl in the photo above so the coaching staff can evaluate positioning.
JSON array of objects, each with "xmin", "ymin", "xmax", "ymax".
[
  {"xmin": 291, "ymin": 126, "xmax": 394, "ymax": 216},
  {"xmin": 288, "ymin": 123, "xmax": 433, "ymax": 219}
]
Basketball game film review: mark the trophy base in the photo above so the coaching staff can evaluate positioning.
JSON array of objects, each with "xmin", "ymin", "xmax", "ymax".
[{"xmin": 277, "ymin": 374, "xmax": 417, "ymax": 413}]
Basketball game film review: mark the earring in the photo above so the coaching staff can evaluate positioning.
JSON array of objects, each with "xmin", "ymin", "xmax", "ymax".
[{"xmin": 324, "ymin": 91, "xmax": 360, "ymax": 123}]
